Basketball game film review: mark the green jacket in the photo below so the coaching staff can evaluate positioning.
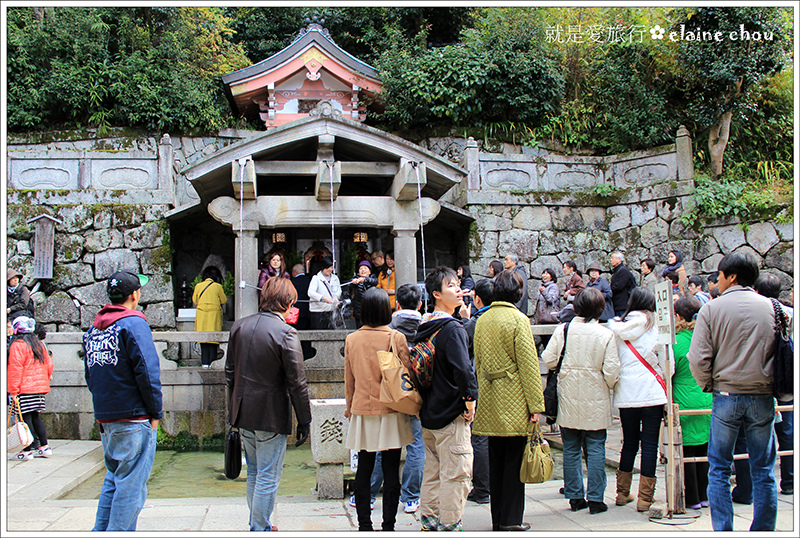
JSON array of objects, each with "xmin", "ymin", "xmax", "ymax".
[
  {"xmin": 472, "ymin": 302, "xmax": 544, "ymax": 436},
  {"xmin": 672, "ymin": 322, "xmax": 711, "ymax": 446}
]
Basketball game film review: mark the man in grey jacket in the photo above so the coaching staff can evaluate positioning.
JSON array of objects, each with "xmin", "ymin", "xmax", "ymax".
[{"xmin": 687, "ymin": 252, "xmax": 777, "ymax": 531}]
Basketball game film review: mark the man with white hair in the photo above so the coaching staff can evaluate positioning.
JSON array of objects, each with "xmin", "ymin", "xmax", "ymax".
[
  {"xmin": 503, "ymin": 254, "xmax": 529, "ymax": 315},
  {"xmin": 609, "ymin": 251, "xmax": 636, "ymax": 317}
]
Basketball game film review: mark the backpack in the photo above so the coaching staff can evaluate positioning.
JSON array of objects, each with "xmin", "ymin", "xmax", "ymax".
[
  {"xmin": 770, "ymin": 298, "xmax": 794, "ymax": 396},
  {"xmin": 408, "ymin": 326, "xmax": 445, "ymax": 391}
]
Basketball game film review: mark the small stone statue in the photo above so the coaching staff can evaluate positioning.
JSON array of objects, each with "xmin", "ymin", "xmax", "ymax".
[{"xmin": 178, "ymin": 276, "xmax": 192, "ymax": 309}]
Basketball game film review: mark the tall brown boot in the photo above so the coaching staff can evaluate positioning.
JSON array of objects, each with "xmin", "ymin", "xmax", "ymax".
[
  {"xmin": 636, "ymin": 475, "xmax": 657, "ymax": 512},
  {"xmin": 615, "ymin": 469, "xmax": 634, "ymax": 506}
]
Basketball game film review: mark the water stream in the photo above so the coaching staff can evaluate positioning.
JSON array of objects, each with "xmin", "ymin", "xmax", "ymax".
[{"xmin": 61, "ymin": 444, "xmax": 320, "ymax": 499}]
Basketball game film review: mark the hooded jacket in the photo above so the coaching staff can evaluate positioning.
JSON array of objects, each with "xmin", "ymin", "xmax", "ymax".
[
  {"xmin": 389, "ymin": 309, "xmax": 422, "ymax": 345},
  {"xmin": 413, "ymin": 316, "xmax": 478, "ymax": 430},
  {"xmin": 83, "ymin": 305, "xmax": 163, "ymax": 421},
  {"xmin": 607, "ymin": 310, "xmax": 667, "ymax": 408}
]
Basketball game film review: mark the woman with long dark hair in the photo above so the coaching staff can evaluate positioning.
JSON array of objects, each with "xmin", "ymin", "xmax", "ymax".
[
  {"xmin": 344, "ymin": 287, "xmax": 413, "ymax": 531},
  {"xmin": 607, "ymin": 288, "xmax": 667, "ymax": 512},
  {"xmin": 457, "ymin": 264, "xmax": 475, "ymax": 310},
  {"xmin": 258, "ymin": 252, "xmax": 290, "ymax": 288},
  {"xmin": 7, "ymin": 316, "xmax": 53, "ymax": 460}
]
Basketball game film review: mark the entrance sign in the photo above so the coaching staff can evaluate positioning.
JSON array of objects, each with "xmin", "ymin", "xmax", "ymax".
[{"xmin": 655, "ymin": 280, "xmax": 676, "ymax": 345}]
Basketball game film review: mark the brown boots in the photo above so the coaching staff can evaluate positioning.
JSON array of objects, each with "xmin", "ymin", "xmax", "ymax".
[
  {"xmin": 615, "ymin": 470, "xmax": 635, "ymax": 506},
  {"xmin": 636, "ymin": 475, "xmax": 658, "ymax": 512},
  {"xmin": 616, "ymin": 470, "xmax": 657, "ymax": 511}
]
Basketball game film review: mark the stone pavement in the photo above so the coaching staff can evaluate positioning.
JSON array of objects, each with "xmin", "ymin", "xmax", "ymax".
[{"xmin": 5, "ymin": 434, "xmax": 796, "ymax": 534}]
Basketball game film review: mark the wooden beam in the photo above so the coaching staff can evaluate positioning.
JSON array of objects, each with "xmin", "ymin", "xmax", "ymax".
[{"xmin": 253, "ymin": 161, "xmax": 398, "ymax": 176}]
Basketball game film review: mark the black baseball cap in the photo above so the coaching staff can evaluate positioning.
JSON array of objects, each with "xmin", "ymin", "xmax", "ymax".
[{"xmin": 107, "ymin": 270, "xmax": 149, "ymax": 300}]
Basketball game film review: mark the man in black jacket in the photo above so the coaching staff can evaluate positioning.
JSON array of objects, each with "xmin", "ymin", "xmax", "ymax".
[
  {"xmin": 462, "ymin": 279, "xmax": 495, "ymax": 505},
  {"xmin": 290, "ymin": 264, "xmax": 314, "ymax": 360},
  {"xmin": 610, "ymin": 251, "xmax": 636, "ymax": 317},
  {"xmin": 414, "ymin": 266, "xmax": 478, "ymax": 531}
]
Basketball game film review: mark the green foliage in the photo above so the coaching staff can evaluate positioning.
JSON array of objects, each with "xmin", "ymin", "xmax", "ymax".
[
  {"xmin": 375, "ymin": 7, "xmax": 563, "ymax": 131},
  {"xmin": 222, "ymin": 272, "xmax": 236, "ymax": 296},
  {"xmin": 592, "ymin": 184, "xmax": 622, "ymax": 198},
  {"xmin": 7, "ymin": 6, "xmax": 250, "ymax": 133},
  {"xmin": 680, "ymin": 172, "xmax": 790, "ymax": 230},
  {"xmin": 341, "ymin": 244, "xmax": 360, "ymax": 281}
]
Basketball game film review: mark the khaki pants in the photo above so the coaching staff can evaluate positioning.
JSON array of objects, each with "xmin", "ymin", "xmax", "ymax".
[{"xmin": 420, "ymin": 417, "xmax": 473, "ymax": 529}]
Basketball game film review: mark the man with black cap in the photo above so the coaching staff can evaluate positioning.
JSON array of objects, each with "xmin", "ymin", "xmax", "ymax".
[{"xmin": 83, "ymin": 270, "xmax": 162, "ymax": 531}]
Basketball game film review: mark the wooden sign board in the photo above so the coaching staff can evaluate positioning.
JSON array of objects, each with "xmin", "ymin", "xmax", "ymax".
[{"xmin": 27, "ymin": 215, "xmax": 61, "ymax": 280}]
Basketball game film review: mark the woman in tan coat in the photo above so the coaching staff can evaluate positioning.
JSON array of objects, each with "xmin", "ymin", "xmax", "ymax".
[
  {"xmin": 542, "ymin": 287, "xmax": 620, "ymax": 514},
  {"xmin": 193, "ymin": 266, "xmax": 227, "ymax": 368},
  {"xmin": 344, "ymin": 287, "xmax": 413, "ymax": 531}
]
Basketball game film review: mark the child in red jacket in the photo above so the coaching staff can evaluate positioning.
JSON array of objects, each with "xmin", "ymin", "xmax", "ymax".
[{"xmin": 7, "ymin": 316, "xmax": 53, "ymax": 460}]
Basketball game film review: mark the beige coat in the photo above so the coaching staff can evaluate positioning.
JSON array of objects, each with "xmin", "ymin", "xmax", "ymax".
[
  {"xmin": 344, "ymin": 326, "xmax": 410, "ymax": 417},
  {"xmin": 542, "ymin": 318, "xmax": 620, "ymax": 430}
]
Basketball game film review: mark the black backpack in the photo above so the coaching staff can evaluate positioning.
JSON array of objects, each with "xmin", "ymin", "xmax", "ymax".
[{"xmin": 769, "ymin": 298, "xmax": 794, "ymax": 396}]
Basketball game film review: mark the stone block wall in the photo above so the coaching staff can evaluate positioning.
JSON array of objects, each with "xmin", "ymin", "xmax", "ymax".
[
  {"xmin": 6, "ymin": 132, "xmax": 236, "ymax": 332},
  {"xmin": 464, "ymin": 184, "xmax": 794, "ymax": 310}
]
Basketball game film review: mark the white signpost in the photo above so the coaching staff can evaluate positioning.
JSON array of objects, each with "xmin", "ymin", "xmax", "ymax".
[{"xmin": 654, "ymin": 280, "xmax": 682, "ymax": 516}]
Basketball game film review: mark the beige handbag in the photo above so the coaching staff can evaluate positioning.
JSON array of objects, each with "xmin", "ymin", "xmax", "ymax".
[
  {"xmin": 520, "ymin": 422, "xmax": 554, "ymax": 483},
  {"xmin": 7, "ymin": 397, "xmax": 34, "ymax": 453},
  {"xmin": 378, "ymin": 330, "xmax": 423, "ymax": 415}
]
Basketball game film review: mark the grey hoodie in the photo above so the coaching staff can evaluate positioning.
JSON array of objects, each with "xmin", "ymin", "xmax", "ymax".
[{"xmin": 389, "ymin": 310, "xmax": 422, "ymax": 346}]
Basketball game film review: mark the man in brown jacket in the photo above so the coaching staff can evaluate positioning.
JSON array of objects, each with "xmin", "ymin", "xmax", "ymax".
[
  {"xmin": 687, "ymin": 252, "xmax": 777, "ymax": 531},
  {"xmin": 226, "ymin": 277, "xmax": 312, "ymax": 531}
]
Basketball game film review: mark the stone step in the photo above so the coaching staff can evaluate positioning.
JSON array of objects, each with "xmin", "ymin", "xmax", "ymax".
[{"xmin": 7, "ymin": 440, "xmax": 105, "ymax": 503}]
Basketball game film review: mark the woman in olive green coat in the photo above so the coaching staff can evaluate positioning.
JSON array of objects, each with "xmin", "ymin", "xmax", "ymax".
[
  {"xmin": 473, "ymin": 270, "xmax": 543, "ymax": 532},
  {"xmin": 672, "ymin": 297, "xmax": 711, "ymax": 509},
  {"xmin": 193, "ymin": 266, "xmax": 227, "ymax": 368}
]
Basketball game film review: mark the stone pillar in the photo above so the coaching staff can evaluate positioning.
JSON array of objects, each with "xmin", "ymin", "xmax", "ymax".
[
  {"xmin": 233, "ymin": 223, "xmax": 260, "ymax": 319},
  {"xmin": 158, "ymin": 134, "xmax": 174, "ymax": 193},
  {"xmin": 310, "ymin": 399, "xmax": 349, "ymax": 499},
  {"xmin": 392, "ymin": 229, "xmax": 418, "ymax": 288},
  {"xmin": 462, "ymin": 137, "xmax": 480, "ymax": 191},
  {"xmin": 676, "ymin": 125, "xmax": 693, "ymax": 181}
]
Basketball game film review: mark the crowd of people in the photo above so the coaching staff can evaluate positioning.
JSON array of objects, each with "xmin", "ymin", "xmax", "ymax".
[{"xmin": 5, "ymin": 246, "xmax": 794, "ymax": 532}]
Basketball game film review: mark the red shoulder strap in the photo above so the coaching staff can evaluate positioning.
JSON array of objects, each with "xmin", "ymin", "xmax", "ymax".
[{"xmin": 624, "ymin": 340, "xmax": 667, "ymax": 394}]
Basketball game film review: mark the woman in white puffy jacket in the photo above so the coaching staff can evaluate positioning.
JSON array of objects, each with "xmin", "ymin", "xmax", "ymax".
[
  {"xmin": 542, "ymin": 287, "xmax": 620, "ymax": 515},
  {"xmin": 607, "ymin": 288, "xmax": 666, "ymax": 513}
]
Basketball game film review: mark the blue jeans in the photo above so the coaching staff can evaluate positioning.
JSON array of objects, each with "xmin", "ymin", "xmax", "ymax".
[
  {"xmin": 241, "ymin": 429, "xmax": 287, "ymax": 531},
  {"xmin": 561, "ymin": 428, "xmax": 607, "ymax": 503},
  {"xmin": 775, "ymin": 399, "xmax": 794, "ymax": 492},
  {"xmin": 93, "ymin": 421, "xmax": 158, "ymax": 531},
  {"xmin": 370, "ymin": 415, "xmax": 425, "ymax": 503},
  {"xmin": 707, "ymin": 392, "xmax": 777, "ymax": 531}
]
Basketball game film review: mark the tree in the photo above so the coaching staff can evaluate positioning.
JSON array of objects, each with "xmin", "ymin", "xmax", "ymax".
[{"xmin": 670, "ymin": 7, "xmax": 790, "ymax": 178}]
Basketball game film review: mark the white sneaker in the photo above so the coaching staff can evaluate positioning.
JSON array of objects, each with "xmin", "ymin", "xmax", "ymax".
[
  {"xmin": 35, "ymin": 446, "xmax": 52, "ymax": 458},
  {"xmin": 16, "ymin": 451, "xmax": 33, "ymax": 461},
  {"xmin": 202, "ymin": 364, "xmax": 210, "ymax": 369},
  {"xmin": 349, "ymin": 495, "xmax": 374, "ymax": 509},
  {"xmin": 404, "ymin": 500, "xmax": 419, "ymax": 513}
]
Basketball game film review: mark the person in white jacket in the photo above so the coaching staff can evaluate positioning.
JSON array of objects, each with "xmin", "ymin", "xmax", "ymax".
[
  {"xmin": 542, "ymin": 287, "xmax": 620, "ymax": 515},
  {"xmin": 308, "ymin": 257, "xmax": 342, "ymax": 329},
  {"xmin": 607, "ymin": 288, "xmax": 667, "ymax": 513}
]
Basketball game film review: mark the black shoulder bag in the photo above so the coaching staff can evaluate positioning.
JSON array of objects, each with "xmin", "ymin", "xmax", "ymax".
[
  {"xmin": 543, "ymin": 321, "xmax": 571, "ymax": 424},
  {"xmin": 770, "ymin": 298, "xmax": 794, "ymax": 396}
]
